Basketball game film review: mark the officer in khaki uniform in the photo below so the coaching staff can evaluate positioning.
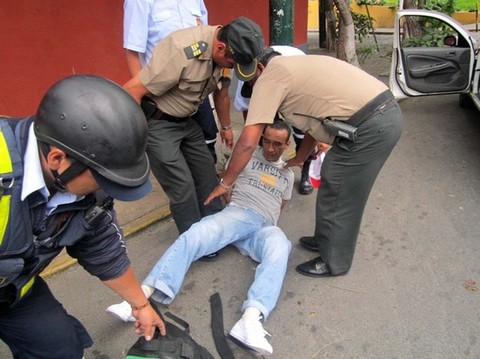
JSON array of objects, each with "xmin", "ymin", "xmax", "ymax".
[
  {"xmin": 124, "ymin": 17, "xmax": 264, "ymax": 235},
  {"xmin": 206, "ymin": 53, "xmax": 403, "ymax": 277}
]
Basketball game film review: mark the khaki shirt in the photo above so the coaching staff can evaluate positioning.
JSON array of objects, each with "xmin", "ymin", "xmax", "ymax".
[
  {"xmin": 139, "ymin": 25, "xmax": 223, "ymax": 118},
  {"xmin": 245, "ymin": 55, "xmax": 388, "ymax": 143}
]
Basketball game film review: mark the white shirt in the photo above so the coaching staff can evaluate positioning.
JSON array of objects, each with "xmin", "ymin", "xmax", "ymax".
[{"xmin": 124, "ymin": 0, "xmax": 208, "ymax": 67}]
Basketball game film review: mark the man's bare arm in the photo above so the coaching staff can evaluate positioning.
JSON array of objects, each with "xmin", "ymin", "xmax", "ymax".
[{"xmin": 124, "ymin": 75, "xmax": 149, "ymax": 104}]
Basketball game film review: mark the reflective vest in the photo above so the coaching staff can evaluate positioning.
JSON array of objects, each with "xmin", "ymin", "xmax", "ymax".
[{"xmin": 0, "ymin": 117, "xmax": 36, "ymax": 303}]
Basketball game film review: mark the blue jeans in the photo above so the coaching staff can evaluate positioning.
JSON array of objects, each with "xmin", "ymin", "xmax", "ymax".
[{"xmin": 144, "ymin": 205, "xmax": 291, "ymax": 319}]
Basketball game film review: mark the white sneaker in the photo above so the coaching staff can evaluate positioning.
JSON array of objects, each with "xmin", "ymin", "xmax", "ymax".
[
  {"xmin": 229, "ymin": 316, "xmax": 273, "ymax": 356},
  {"xmin": 106, "ymin": 301, "xmax": 135, "ymax": 322}
]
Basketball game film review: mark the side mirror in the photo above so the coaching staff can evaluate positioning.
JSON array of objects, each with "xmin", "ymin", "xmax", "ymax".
[{"xmin": 444, "ymin": 35, "xmax": 458, "ymax": 47}]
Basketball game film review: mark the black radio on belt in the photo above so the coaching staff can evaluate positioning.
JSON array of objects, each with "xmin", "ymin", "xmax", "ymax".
[
  {"xmin": 323, "ymin": 117, "xmax": 358, "ymax": 142},
  {"xmin": 293, "ymin": 113, "xmax": 358, "ymax": 142}
]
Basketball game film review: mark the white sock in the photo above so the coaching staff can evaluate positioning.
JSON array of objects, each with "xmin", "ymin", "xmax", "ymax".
[
  {"xmin": 141, "ymin": 284, "xmax": 154, "ymax": 298},
  {"xmin": 242, "ymin": 307, "xmax": 261, "ymax": 321}
]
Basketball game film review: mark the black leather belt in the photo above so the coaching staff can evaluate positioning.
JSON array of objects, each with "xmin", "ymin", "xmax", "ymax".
[{"xmin": 345, "ymin": 90, "xmax": 396, "ymax": 128}]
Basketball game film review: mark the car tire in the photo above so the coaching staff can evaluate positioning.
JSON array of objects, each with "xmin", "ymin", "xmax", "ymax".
[{"xmin": 459, "ymin": 93, "xmax": 474, "ymax": 109}]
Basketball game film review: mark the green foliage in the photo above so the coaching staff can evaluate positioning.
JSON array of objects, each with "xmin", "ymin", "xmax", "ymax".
[
  {"xmin": 455, "ymin": 0, "xmax": 477, "ymax": 11},
  {"xmin": 352, "ymin": 11, "xmax": 373, "ymax": 42},
  {"xmin": 351, "ymin": 11, "xmax": 380, "ymax": 62},
  {"xmin": 355, "ymin": 0, "xmax": 477, "ymax": 10},
  {"xmin": 401, "ymin": 23, "xmax": 455, "ymax": 47},
  {"xmin": 356, "ymin": 0, "xmax": 387, "ymax": 5},
  {"xmin": 357, "ymin": 43, "xmax": 379, "ymax": 63},
  {"xmin": 355, "ymin": 0, "xmax": 398, "ymax": 8},
  {"xmin": 423, "ymin": 0, "xmax": 455, "ymax": 15}
]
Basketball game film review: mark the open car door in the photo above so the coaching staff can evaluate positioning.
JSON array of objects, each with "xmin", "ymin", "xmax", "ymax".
[{"xmin": 389, "ymin": 9, "xmax": 478, "ymax": 103}]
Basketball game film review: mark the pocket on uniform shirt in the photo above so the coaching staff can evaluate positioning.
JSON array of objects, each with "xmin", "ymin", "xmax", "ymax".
[
  {"xmin": 190, "ymin": 8, "xmax": 202, "ymax": 18},
  {"xmin": 178, "ymin": 79, "xmax": 207, "ymax": 93},
  {"xmin": 152, "ymin": 9, "xmax": 172, "ymax": 22}
]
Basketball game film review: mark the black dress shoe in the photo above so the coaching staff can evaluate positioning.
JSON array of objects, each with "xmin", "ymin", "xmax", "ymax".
[
  {"xmin": 199, "ymin": 251, "xmax": 219, "ymax": 262},
  {"xmin": 299, "ymin": 236, "xmax": 318, "ymax": 251},
  {"xmin": 295, "ymin": 257, "xmax": 331, "ymax": 277},
  {"xmin": 298, "ymin": 179, "xmax": 313, "ymax": 195}
]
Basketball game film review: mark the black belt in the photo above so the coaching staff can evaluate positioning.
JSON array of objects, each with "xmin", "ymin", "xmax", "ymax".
[
  {"xmin": 141, "ymin": 96, "xmax": 196, "ymax": 122},
  {"xmin": 150, "ymin": 109, "xmax": 189, "ymax": 122},
  {"xmin": 345, "ymin": 90, "xmax": 396, "ymax": 128}
]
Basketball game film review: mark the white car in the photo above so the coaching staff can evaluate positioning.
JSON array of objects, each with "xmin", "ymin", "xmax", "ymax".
[{"xmin": 389, "ymin": 9, "xmax": 480, "ymax": 110}]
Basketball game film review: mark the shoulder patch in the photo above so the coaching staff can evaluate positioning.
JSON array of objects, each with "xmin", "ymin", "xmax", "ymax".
[{"xmin": 184, "ymin": 41, "xmax": 209, "ymax": 59}]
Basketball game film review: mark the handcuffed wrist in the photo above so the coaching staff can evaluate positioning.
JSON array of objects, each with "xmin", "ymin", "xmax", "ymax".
[{"xmin": 219, "ymin": 178, "xmax": 233, "ymax": 190}]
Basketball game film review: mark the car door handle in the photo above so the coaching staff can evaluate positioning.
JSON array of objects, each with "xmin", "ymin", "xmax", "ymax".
[{"xmin": 409, "ymin": 62, "xmax": 457, "ymax": 78}]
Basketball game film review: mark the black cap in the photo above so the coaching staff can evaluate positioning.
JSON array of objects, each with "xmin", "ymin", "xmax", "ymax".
[{"xmin": 226, "ymin": 17, "xmax": 264, "ymax": 81}]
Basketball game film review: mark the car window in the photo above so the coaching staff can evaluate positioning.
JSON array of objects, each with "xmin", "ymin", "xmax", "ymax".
[{"xmin": 399, "ymin": 15, "xmax": 469, "ymax": 48}]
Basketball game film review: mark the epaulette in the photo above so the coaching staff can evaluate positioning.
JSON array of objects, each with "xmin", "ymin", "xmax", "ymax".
[{"xmin": 184, "ymin": 41, "xmax": 208, "ymax": 59}]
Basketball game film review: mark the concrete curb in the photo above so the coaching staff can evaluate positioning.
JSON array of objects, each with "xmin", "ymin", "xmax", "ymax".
[{"xmin": 40, "ymin": 205, "xmax": 172, "ymax": 279}]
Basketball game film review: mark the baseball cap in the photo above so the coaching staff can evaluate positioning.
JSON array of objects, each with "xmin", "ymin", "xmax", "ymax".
[
  {"xmin": 92, "ymin": 169, "xmax": 152, "ymax": 202},
  {"xmin": 226, "ymin": 17, "xmax": 264, "ymax": 81}
]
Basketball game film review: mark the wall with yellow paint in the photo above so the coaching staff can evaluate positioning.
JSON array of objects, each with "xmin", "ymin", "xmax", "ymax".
[
  {"xmin": 308, "ymin": 0, "xmax": 479, "ymax": 30},
  {"xmin": 308, "ymin": 0, "xmax": 320, "ymax": 29}
]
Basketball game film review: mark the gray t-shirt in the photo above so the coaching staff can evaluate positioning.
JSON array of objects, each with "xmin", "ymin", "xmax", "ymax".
[{"xmin": 230, "ymin": 147, "xmax": 294, "ymax": 225}]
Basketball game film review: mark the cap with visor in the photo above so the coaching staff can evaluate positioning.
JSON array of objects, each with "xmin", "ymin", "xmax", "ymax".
[{"xmin": 226, "ymin": 17, "xmax": 264, "ymax": 82}]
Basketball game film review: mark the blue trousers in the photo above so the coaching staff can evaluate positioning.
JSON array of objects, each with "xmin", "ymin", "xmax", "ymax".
[
  {"xmin": 144, "ymin": 205, "xmax": 291, "ymax": 319},
  {"xmin": 0, "ymin": 277, "xmax": 92, "ymax": 359}
]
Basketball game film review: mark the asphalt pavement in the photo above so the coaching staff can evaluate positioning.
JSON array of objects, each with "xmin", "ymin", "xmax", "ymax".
[{"xmin": 2, "ymin": 30, "xmax": 480, "ymax": 358}]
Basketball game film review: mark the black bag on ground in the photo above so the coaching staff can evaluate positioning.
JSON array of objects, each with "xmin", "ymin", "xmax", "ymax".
[{"xmin": 125, "ymin": 300, "xmax": 214, "ymax": 359}]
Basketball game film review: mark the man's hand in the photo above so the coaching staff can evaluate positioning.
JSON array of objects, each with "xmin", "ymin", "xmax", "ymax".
[
  {"xmin": 103, "ymin": 268, "xmax": 166, "ymax": 340},
  {"xmin": 204, "ymin": 184, "xmax": 227, "ymax": 205},
  {"xmin": 220, "ymin": 128, "xmax": 234, "ymax": 149},
  {"xmin": 285, "ymin": 156, "xmax": 305, "ymax": 169},
  {"xmin": 132, "ymin": 303, "xmax": 166, "ymax": 340}
]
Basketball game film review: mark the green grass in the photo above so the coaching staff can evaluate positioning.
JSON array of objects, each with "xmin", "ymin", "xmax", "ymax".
[
  {"xmin": 380, "ymin": 0, "xmax": 478, "ymax": 11},
  {"xmin": 455, "ymin": 0, "xmax": 478, "ymax": 11}
]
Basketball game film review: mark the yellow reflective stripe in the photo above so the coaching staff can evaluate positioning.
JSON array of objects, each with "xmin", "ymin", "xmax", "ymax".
[
  {"xmin": 0, "ymin": 129, "xmax": 13, "ymax": 173},
  {"xmin": 20, "ymin": 276, "xmax": 35, "ymax": 298},
  {"xmin": 0, "ymin": 128, "xmax": 13, "ymax": 246},
  {"xmin": 0, "ymin": 195, "xmax": 10, "ymax": 245}
]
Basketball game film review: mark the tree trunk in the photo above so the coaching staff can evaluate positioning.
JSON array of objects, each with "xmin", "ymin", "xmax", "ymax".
[
  {"xmin": 402, "ymin": 0, "xmax": 424, "ymax": 39},
  {"xmin": 334, "ymin": 0, "xmax": 360, "ymax": 67},
  {"xmin": 402, "ymin": 0, "xmax": 417, "ymax": 9},
  {"xmin": 325, "ymin": 0, "xmax": 336, "ymax": 51}
]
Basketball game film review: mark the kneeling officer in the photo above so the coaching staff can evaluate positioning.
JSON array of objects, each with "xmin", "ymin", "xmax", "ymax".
[{"xmin": 0, "ymin": 75, "xmax": 166, "ymax": 358}]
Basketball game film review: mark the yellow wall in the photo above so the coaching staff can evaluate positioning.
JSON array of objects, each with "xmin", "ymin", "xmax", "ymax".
[
  {"xmin": 308, "ymin": 0, "xmax": 320, "ymax": 29},
  {"xmin": 308, "ymin": 0, "xmax": 479, "ymax": 30}
]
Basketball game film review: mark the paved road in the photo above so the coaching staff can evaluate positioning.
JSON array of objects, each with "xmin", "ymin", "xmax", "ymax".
[{"xmin": 2, "ymin": 93, "xmax": 479, "ymax": 358}]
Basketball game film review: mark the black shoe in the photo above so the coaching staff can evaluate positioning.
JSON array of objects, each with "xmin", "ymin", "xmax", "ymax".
[
  {"xmin": 299, "ymin": 236, "xmax": 318, "ymax": 252},
  {"xmin": 199, "ymin": 251, "xmax": 219, "ymax": 262},
  {"xmin": 298, "ymin": 179, "xmax": 313, "ymax": 195},
  {"xmin": 295, "ymin": 257, "xmax": 332, "ymax": 277}
]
